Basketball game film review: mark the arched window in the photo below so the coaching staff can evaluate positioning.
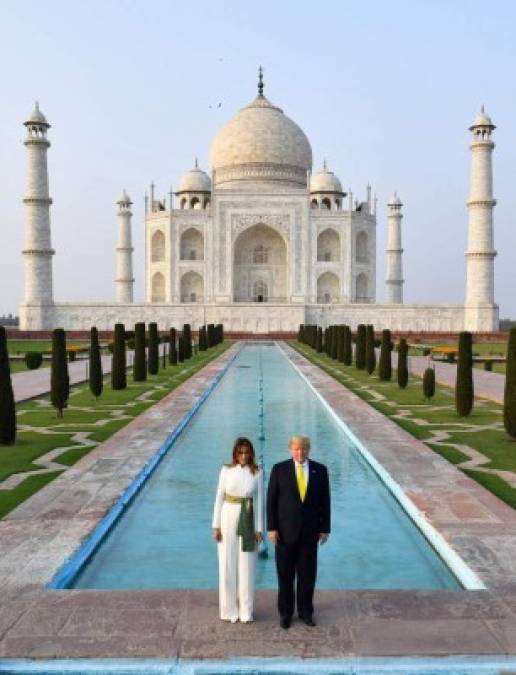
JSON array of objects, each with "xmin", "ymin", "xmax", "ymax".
[
  {"xmin": 321, "ymin": 198, "xmax": 331, "ymax": 210},
  {"xmin": 317, "ymin": 229, "xmax": 340, "ymax": 262},
  {"xmin": 355, "ymin": 231, "xmax": 368, "ymax": 263},
  {"xmin": 180, "ymin": 198, "xmax": 187, "ymax": 209},
  {"xmin": 253, "ymin": 279, "xmax": 268, "ymax": 302},
  {"xmin": 317, "ymin": 272, "xmax": 340, "ymax": 303},
  {"xmin": 151, "ymin": 230, "xmax": 165, "ymax": 262},
  {"xmin": 180, "ymin": 271, "xmax": 204, "ymax": 303},
  {"xmin": 204, "ymin": 198, "xmax": 211, "ymax": 209},
  {"xmin": 151, "ymin": 272, "xmax": 165, "ymax": 302},
  {"xmin": 252, "ymin": 244, "xmax": 268, "ymax": 264},
  {"xmin": 356, "ymin": 273, "xmax": 368, "ymax": 302},
  {"xmin": 191, "ymin": 197, "xmax": 200, "ymax": 209},
  {"xmin": 311, "ymin": 198, "xmax": 318, "ymax": 209},
  {"xmin": 180, "ymin": 228, "xmax": 204, "ymax": 261}
]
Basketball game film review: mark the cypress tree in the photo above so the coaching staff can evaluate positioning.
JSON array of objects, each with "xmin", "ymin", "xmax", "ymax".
[
  {"xmin": 330, "ymin": 325, "xmax": 338, "ymax": 359},
  {"xmin": 397, "ymin": 338, "xmax": 409, "ymax": 389},
  {"xmin": 455, "ymin": 331, "xmax": 474, "ymax": 416},
  {"xmin": 365, "ymin": 324, "xmax": 376, "ymax": 374},
  {"xmin": 423, "ymin": 367, "xmax": 436, "ymax": 401},
  {"xmin": 51, "ymin": 328, "xmax": 70, "ymax": 415},
  {"xmin": 183, "ymin": 323, "xmax": 192, "ymax": 358},
  {"xmin": 337, "ymin": 325, "xmax": 345, "ymax": 362},
  {"xmin": 133, "ymin": 322, "xmax": 147, "ymax": 382},
  {"xmin": 298, "ymin": 324, "xmax": 304, "ymax": 342},
  {"xmin": 169, "ymin": 328, "xmax": 177, "ymax": 364},
  {"xmin": 504, "ymin": 327, "xmax": 516, "ymax": 438},
  {"xmin": 207, "ymin": 324, "xmax": 215, "ymax": 348},
  {"xmin": 343, "ymin": 325, "xmax": 352, "ymax": 366},
  {"xmin": 178, "ymin": 334, "xmax": 185, "ymax": 362},
  {"xmin": 111, "ymin": 323, "xmax": 127, "ymax": 390},
  {"xmin": 219, "ymin": 324, "xmax": 224, "ymax": 343},
  {"xmin": 162, "ymin": 339, "xmax": 167, "ymax": 369},
  {"xmin": 0, "ymin": 326, "xmax": 16, "ymax": 444},
  {"xmin": 148, "ymin": 322, "xmax": 159, "ymax": 375},
  {"xmin": 316, "ymin": 326, "xmax": 323, "ymax": 353},
  {"xmin": 169, "ymin": 328, "xmax": 178, "ymax": 365},
  {"xmin": 89, "ymin": 326, "xmax": 103, "ymax": 400},
  {"xmin": 378, "ymin": 329, "xmax": 392, "ymax": 381},
  {"xmin": 355, "ymin": 324, "xmax": 366, "ymax": 369}
]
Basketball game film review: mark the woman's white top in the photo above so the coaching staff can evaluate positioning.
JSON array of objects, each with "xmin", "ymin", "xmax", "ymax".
[{"xmin": 212, "ymin": 464, "xmax": 264, "ymax": 532}]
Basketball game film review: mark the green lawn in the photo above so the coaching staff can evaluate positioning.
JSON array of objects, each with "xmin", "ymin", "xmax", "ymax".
[
  {"xmin": 0, "ymin": 341, "xmax": 230, "ymax": 519},
  {"xmin": 8, "ymin": 339, "xmax": 90, "ymax": 373},
  {"xmin": 290, "ymin": 341, "xmax": 516, "ymax": 510}
]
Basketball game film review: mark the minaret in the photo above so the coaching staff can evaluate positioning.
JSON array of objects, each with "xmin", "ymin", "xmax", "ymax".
[
  {"xmin": 115, "ymin": 190, "xmax": 134, "ymax": 303},
  {"xmin": 464, "ymin": 107, "xmax": 498, "ymax": 331},
  {"xmin": 385, "ymin": 192, "xmax": 404, "ymax": 304},
  {"xmin": 21, "ymin": 102, "xmax": 54, "ymax": 328}
]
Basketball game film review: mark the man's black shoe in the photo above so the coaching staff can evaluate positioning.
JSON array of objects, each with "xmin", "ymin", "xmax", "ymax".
[
  {"xmin": 300, "ymin": 615, "xmax": 316, "ymax": 627},
  {"xmin": 280, "ymin": 616, "xmax": 291, "ymax": 629}
]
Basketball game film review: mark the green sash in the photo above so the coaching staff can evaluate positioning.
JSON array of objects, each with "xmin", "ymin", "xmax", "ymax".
[{"xmin": 225, "ymin": 493, "xmax": 256, "ymax": 552}]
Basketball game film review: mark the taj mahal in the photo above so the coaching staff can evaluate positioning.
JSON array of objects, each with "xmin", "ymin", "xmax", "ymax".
[{"xmin": 19, "ymin": 70, "xmax": 499, "ymax": 333}]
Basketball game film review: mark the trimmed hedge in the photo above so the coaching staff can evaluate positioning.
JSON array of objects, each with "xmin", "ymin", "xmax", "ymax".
[
  {"xmin": 24, "ymin": 351, "xmax": 43, "ymax": 370},
  {"xmin": 504, "ymin": 327, "xmax": 516, "ymax": 438},
  {"xmin": 365, "ymin": 325, "xmax": 376, "ymax": 374},
  {"xmin": 397, "ymin": 338, "xmax": 409, "ymax": 389},
  {"xmin": 378, "ymin": 329, "xmax": 392, "ymax": 381},
  {"xmin": 133, "ymin": 322, "xmax": 147, "ymax": 382},
  {"xmin": 51, "ymin": 328, "xmax": 70, "ymax": 416},
  {"xmin": 148, "ymin": 322, "xmax": 159, "ymax": 375},
  {"xmin": 423, "ymin": 367, "xmax": 435, "ymax": 401},
  {"xmin": 0, "ymin": 326, "xmax": 16, "ymax": 444},
  {"xmin": 89, "ymin": 326, "xmax": 103, "ymax": 399},
  {"xmin": 111, "ymin": 323, "xmax": 127, "ymax": 390},
  {"xmin": 456, "ymin": 331, "xmax": 473, "ymax": 417}
]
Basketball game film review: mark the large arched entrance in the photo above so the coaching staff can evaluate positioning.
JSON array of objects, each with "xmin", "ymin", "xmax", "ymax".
[{"xmin": 233, "ymin": 224, "xmax": 287, "ymax": 302}]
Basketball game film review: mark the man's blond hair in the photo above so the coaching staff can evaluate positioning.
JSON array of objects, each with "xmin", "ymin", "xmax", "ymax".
[{"xmin": 288, "ymin": 435, "xmax": 311, "ymax": 449}]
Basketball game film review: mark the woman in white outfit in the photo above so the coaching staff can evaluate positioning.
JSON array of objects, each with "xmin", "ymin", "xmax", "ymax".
[{"xmin": 212, "ymin": 437, "xmax": 264, "ymax": 623}]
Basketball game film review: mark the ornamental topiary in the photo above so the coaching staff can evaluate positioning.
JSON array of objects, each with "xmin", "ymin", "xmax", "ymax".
[
  {"xmin": 365, "ymin": 325, "xmax": 376, "ymax": 375},
  {"xmin": 89, "ymin": 326, "xmax": 103, "ymax": 400},
  {"xmin": 0, "ymin": 326, "xmax": 16, "ymax": 444},
  {"xmin": 378, "ymin": 329, "xmax": 392, "ymax": 381},
  {"xmin": 504, "ymin": 328, "xmax": 516, "ymax": 438},
  {"xmin": 316, "ymin": 327, "xmax": 323, "ymax": 353},
  {"xmin": 397, "ymin": 338, "xmax": 409, "ymax": 389},
  {"xmin": 183, "ymin": 324, "xmax": 192, "ymax": 358},
  {"xmin": 25, "ymin": 351, "xmax": 43, "ymax": 370},
  {"xmin": 148, "ymin": 322, "xmax": 159, "ymax": 375},
  {"xmin": 133, "ymin": 322, "xmax": 147, "ymax": 382},
  {"xmin": 423, "ymin": 367, "xmax": 435, "ymax": 401},
  {"xmin": 355, "ymin": 324, "xmax": 366, "ymax": 369},
  {"xmin": 169, "ymin": 328, "xmax": 178, "ymax": 365},
  {"xmin": 51, "ymin": 328, "xmax": 70, "ymax": 416},
  {"xmin": 178, "ymin": 334, "xmax": 185, "ymax": 362},
  {"xmin": 111, "ymin": 323, "xmax": 127, "ymax": 390},
  {"xmin": 455, "ymin": 331, "xmax": 474, "ymax": 417},
  {"xmin": 343, "ymin": 325, "xmax": 352, "ymax": 366}
]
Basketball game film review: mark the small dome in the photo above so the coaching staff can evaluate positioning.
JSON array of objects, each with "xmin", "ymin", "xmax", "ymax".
[
  {"xmin": 24, "ymin": 101, "xmax": 49, "ymax": 127},
  {"xmin": 310, "ymin": 163, "xmax": 343, "ymax": 194},
  {"xmin": 388, "ymin": 192, "xmax": 402, "ymax": 207},
  {"xmin": 209, "ymin": 93, "xmax": 312, "ymax": 188},
  {"xmin": 117, "ymin": 189, "xmax": 132, "ymax": 205},
  {"xmin": 177, "ymin": 161, "xmax": 211, "ymax": 193},
  {"xmin": 470, "ymin": 106, "xmax": 495, "ymax": 130}
]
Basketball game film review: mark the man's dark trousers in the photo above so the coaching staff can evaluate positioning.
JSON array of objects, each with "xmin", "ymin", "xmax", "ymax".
[{"xmin": 267, "ymin": 458, "xmax": 331, "ymax": 620}]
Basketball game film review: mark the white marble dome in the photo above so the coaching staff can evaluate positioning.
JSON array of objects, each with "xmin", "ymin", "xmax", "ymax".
[
  {"xmin": 25, "ymin": 101, "xmax": 49, "ymax": 127},
  {"xmin": 209, "ymin": 94, "xmax": 312, "ymax": 188},
  {"xmin": 177, "ymin": 162, "xmax": 211, "ymax": 193},
  {"xmin": 470, "ymin": 106, "xmax": 495, "ymax": 129},
  {"xmin": 310, "ymin": 164, "xmax": 343, "ymax": 194}
]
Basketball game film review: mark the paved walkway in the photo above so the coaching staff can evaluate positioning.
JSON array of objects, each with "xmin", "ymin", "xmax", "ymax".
[
  {"xmin": 0, "ymin": 341, "xmax": 516, "ymax": 660},
  {"xmin": 405, "ymin": 353, "xmax": 505, "ymax": 404},
  {"xmin": 11, "ymin": 353, "xmax": 136, "ymax": 403}
]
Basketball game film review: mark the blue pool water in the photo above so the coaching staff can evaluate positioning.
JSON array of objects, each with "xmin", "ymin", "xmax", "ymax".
[{"xmin": 68, "ymin": 343, "xmax": 461, "ymax": 590}]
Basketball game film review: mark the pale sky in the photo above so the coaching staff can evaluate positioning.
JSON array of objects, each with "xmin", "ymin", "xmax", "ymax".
[{"xmin": 1, "ymin": 0, "xmax": 515, "ymax": 317}]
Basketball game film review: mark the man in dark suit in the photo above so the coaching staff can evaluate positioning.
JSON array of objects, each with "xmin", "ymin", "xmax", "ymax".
[{"xmin": 267, "ymin": 435, "xmax": 331, "ymax": 629}]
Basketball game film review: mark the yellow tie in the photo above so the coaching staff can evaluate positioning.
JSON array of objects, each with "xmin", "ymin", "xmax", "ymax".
[{"xmin": 296, "ymin": 463, "xmax": 307, "ymax": 502}]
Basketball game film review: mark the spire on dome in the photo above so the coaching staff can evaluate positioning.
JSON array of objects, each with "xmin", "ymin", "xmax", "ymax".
[
  {"xmin": 323, "ymin": 158, "xmax": 327, "ymax": 171},
  {"xmin": 258, "ymin": 65, "xmax": 264, "ymax": 97}
]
